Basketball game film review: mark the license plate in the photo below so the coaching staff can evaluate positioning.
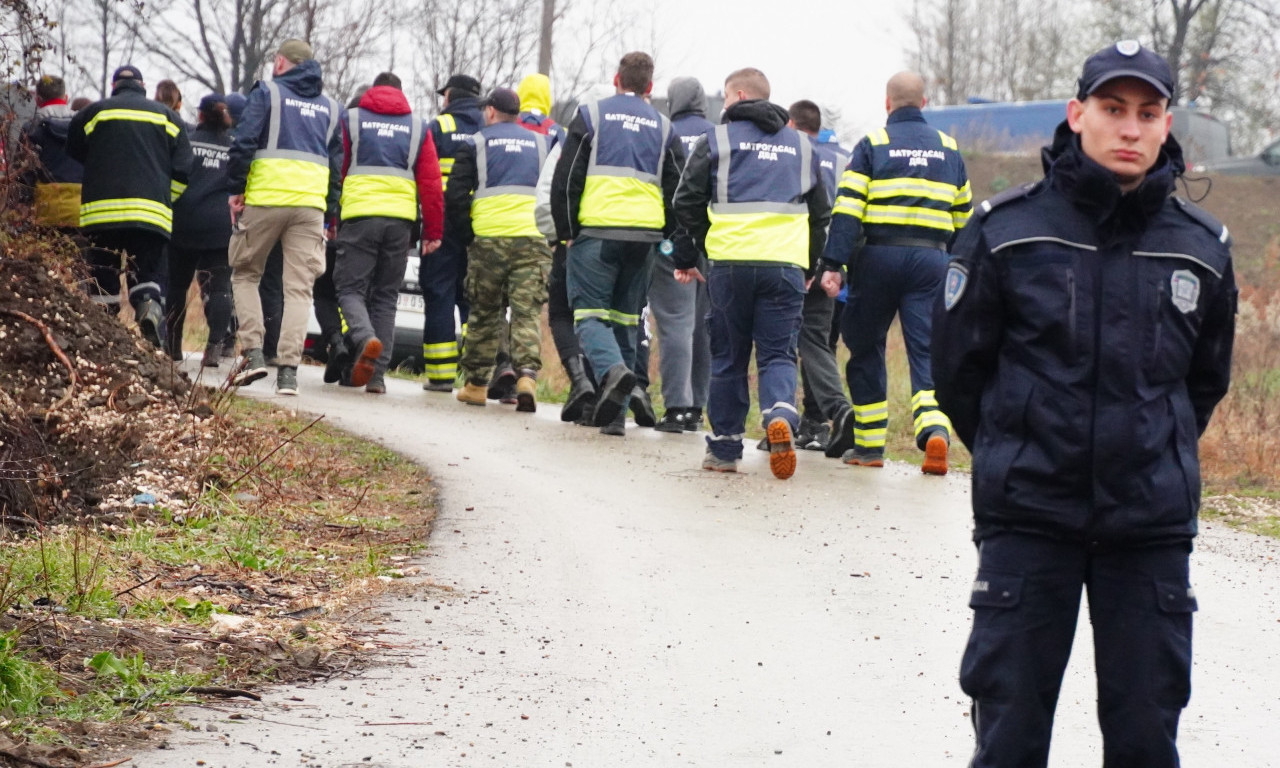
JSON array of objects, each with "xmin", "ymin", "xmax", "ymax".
[{"xmin": 397, "ymin": 293, "xmax": 425, "ymax": 312}]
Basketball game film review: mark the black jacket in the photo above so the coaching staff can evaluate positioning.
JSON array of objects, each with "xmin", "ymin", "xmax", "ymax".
[
  {"xmin": 933, "ymin": 124, "xmax": 1236, "ymax": 547},
  {"xmin": 671, "ymin": 99, "xmax": 830, "ymax": 275},
  {"xmin": 66, "ymin": 80, "xmax": 192, "ymax": 237},
  {"xmin": 172, "ymin": 123, "xmax": 233, "ymax": 249}
]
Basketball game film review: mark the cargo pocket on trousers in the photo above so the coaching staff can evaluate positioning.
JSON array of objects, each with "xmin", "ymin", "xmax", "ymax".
[
  {"xmin": 1153, "ymin": 580, "xmax": 1197, "ymax": 708},
  {"xmin": 959, "ymin": 571, "xmax": 1024, "ymax": 701}
]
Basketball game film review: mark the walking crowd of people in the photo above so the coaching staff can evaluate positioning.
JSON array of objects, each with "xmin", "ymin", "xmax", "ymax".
[{"xmin": 11, "ymin": 36, "xmax": 1241, "ymax": 768}]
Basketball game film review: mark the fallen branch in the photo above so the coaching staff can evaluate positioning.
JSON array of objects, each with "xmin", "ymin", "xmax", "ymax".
[
  {"xmin": 226, "ymin": 414, "xmax": 325, "ymax": 490},
  {"xmin": 85, "ymin": 759, "xmax": 132, "ymax": 768},
  {"xmin": 112, "ymin": 573, "xmax": 160, "ymax": 598},
  {"xmin": 362, "ymin": 721, "xmax": 430, "ymax": 726},
  {"xmin": 0, "ymin": 309, "xmax": 78, "ymax": 414},
  {"xmin": 179, "ymin": 686, "xmax": 261, "ymax": 701}
]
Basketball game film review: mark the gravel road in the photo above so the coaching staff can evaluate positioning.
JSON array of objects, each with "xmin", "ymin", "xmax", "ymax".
[{"xmin": 135, "ymin": 363, "xmax": 1280, "ymax": 767}]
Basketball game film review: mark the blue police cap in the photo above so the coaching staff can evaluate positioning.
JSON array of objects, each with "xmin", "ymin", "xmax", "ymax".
[{"xmin": 1077, "ymin": 41, "xmax": 1174, "ymax": 101}]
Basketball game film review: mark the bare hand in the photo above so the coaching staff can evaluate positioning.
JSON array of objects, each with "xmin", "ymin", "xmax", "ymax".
[
  {"xmin": 673, "ymin": 267, "xmax": 705, "ymax": 284},
  {"xmin": 421, "ymin": 239, "xmax": 442, "ymax": 255},
  {"xmin": 228, "ymin": 194, "xmax": 245, "ymax": 225},
  {"xmin": 325, "ymin": 223, "xmax": 338, "ymax": 241},
  {"xmin": 821, "ymin": 269, "xmax": 843, "ymax": 298}
]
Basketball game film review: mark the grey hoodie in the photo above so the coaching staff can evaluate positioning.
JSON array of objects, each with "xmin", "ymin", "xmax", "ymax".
[{"xmin": 667, "ymin": 77, "xmax": 706, "ymax": 120}]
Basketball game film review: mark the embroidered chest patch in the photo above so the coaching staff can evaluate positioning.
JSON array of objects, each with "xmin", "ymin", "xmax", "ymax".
[
  {"xmin": 1170, "ymin": 269, "xmax": 1200, "ymax": 314},
  {"xmin": 944, "ymin": 264, "xmax": 969, "ymax": 311}
]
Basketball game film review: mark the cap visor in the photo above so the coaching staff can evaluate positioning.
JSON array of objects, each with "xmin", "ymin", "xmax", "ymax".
[{"xmin": 1087, "ymin": 70, "xmax": 1171, "ymax": 99}]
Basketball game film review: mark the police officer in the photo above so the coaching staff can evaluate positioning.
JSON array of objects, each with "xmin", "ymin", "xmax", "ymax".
[
  {"xmin": 227, "ymin": 39, "xmax": 342, "ymax": 395},
  {"xmin": 66, "ymin": 64, "xmax": 192, "ymax": 349},
  {"xmin": 447, "ymin": 87, "xmax": 553, "ymax": 412},
  {"xmin": 550, "ymin": 52, "xmax": 684, "ymax": 437},
  {"xmin": 334, "ymin": 71, "xmax": 443, "ymax": 393},
  {"xmin": 933, "ymin": 42, "xmax": 1236, "ymax": 767},
  {"xmin": 671, "ymin": 68, "xmax": 829, "ymax": 478},
  {"xmin": 420, "ymin": 73, "xmax": 484, "ymax": 393},
  {"xmin": 819, "ymin": 71, "xmax": 971, "ymax": 475}
]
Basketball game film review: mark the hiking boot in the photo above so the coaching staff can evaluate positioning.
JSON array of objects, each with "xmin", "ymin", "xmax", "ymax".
[
  {"xmin": 515, "ymin": 370, "xmax": 538, "ymax": 413},
  {"xmin": 702, "ymin": 450, "xmax": 739, "ymax": 473},
  {"xmin": 136, "ymin": 298, "xmax": 164, "ymax": 349},
  {"xmin": 323, "ymin": 333, "xmax": 351, "ymax": 384},
  {"xmin": 488, "ymin": 365, "xmax": 517, "ymax": 403},
  {"xmin": 922, "ymin": 430, "xmax": 950, "ymax": 476},
  {"xmin": 801, "ymin": 422, "xmax": 831, "ymax": 452},
  {"xmin": 683, "ymin": 407, "xmax": 703, "ymax": 432},
  {"xmin": 766, "ymin": 417, "xmax": 797, "ymax": 480},
  {"xmin": 756, "ymin": 436, "xmax": 770, "ymax": 452},
  {"xmin": 275, "ymin": 365, "xmax": 298, "ymax": 396},
  {"xmin": 630, "ymin": 386, "xmax": 656, "ymax": 427},
  {"xmin": 456, "ymin": 379, "xmax": 487, "ymax": 406},
  {"xmin": 233, "ymin": 348, "xmax": 269, "ymax": 387},
  {"xmin": 794, "ymin": 418, "xmax": 816, "ymax": 450},
  {"xmin": 201, "ymin": 345, "xmax": 220, "ymax": 368},
  {"xmin": 575, "ymin": 400, "xmax": 596, "ymax": 427},
  {"xmin": 592, "ymin": 363, "xmax": 636, "ymax": 427},
  {"xmin": 350, "ymin": 337, "xmax": 383, "ymax": 388},
  {"xmin": 423, "ymin": 380, "xmax": 453, "ymax": 393},
  {"xmin": 842, "ymin": 447, "xmax": 884, "ymax": 468},
  {"xmin": 365, "ymin": 373, "xmax": 387, "ymax": 394},
  {"xmin": 599, "ymin": 410, "xmax": 626, "ymax": 437},
  {"xmin": 825, "ymin": 407, "xmax": 856, "ymax": 459},
  {"xmin": 654, "ymin": 409, "xmax": 686, "ymax": 434},
  {"xmin": 561, "ymin": 355, "xmax": 596, "ymax": 423}
]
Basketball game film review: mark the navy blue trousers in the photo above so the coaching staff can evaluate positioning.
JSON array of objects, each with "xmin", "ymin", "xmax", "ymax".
[
  {"xmin": 961, "ymin": 533, "xmax": 1195, "ymax": 768},
  {"xmin": 419, "ymin": 234, "xmax": 470, "ymax": 383},
  {"xmin": 705, "ymin": 263, "xmax": 805, "ymax": 461},
  {"xmin": 566, "ymin": 235, "xmax": 654, "ymax": 385}
]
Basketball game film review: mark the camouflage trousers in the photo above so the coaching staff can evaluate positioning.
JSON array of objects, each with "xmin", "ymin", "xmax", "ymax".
[{"xmin": 459, "ymin": 236, "xmax": 552, "ymax": 384}]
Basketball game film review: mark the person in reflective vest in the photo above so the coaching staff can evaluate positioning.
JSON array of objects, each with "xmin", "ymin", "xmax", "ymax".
[
  {"xmin": 420, "ymin": 73, "xmax": 484, "ymax": 392},
  {"xmin": 550, "ymin": 51, "xmax": 684, "ymax": 437},
  {"xmin": 65, "ymin": 64, "xmax": 192, "ymax": 350},
  {"xmin": 671, "ymin": 67, "xmax": 830, "ymax": 479},
  {"xmin": 516, "ymin": 73, "xmax": 565, "ymax": 148},
  {"xmin": 819, "ymin": 71, "xmax": 972, "ymax": 475},
  {"xmin": 333, "ymin": 71, "xmax": 443, "ymax": 394},
  {"xmin": 445, "ymin": 87, "xmax": 553, "ymax": 412},
  {"xmin": 227, "ymin": 38, "xmax": 342, "ymax": 395}
]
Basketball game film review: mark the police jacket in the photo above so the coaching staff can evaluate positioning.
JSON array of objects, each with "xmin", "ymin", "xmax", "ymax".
[
  {"xmin": 446, "ymin": 120, "xmax": 549, "ymax": 243},
  {"xmin": 430, "ymin": 96, "xmax": 484, "ymax": 191},
  {"xmin": 824, "ymin": 106, "xmax": 971, "ymax": 263},
  {"xmin": 66, "ymin": 80, "xmax": 192, "ymax": 236},
  {"xmin": 671, "ymin": 99, "xmax": 830, "ymax": 275},
  {"xmin": 550, "ymin": 92, "xmax": 684, "ymax": 244},
  {"xmin": 172, "ymin": 122, "xmax": 233, "ymax": 249},
  {"xmin": 932, "ymin": 124, "xmax": 1236, "ymax": 547},
  {"xmin": 228, "ymin": 60, "xmax": 342, "ymax": 214},
  {"xmin": 338, "ymin": 85, "xmax": 444, "ymax": 242}
]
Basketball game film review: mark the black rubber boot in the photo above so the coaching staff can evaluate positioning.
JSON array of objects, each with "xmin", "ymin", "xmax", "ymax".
[
  {"xmin": 561, "ymin": 354, "xmax": 597, "ymax": 423},
  {"xmin": 599, "ymin": 409, "xmax": 626, "ymax": 437}
]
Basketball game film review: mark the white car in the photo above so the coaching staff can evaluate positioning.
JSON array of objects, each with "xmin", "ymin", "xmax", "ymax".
[{"xmin": 305, "ymin": 252, "xmax": 424, "ymax": 371}]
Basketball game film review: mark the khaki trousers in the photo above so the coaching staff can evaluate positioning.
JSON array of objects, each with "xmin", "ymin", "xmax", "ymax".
[{"xmin": 229, "ymin": 205, "xmax": 325, "ymax": 366}]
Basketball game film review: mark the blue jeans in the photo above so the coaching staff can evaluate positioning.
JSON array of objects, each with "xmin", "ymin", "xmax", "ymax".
[
  {"xmin": 705, "ymin": 263, "xmax": 806, "ymax": 460},
  {"xmin": 566, "ymin": 235, "xmax": 654, "ymax": 384},
  {"xmin": 960, "ymin": 533, "xmax": 1195, "ymax": 768}
]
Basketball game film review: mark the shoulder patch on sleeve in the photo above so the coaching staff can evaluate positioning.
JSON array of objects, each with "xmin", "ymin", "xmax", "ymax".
[
  {"xmin": 976, "ymin": 181, "xmax": 1038, "ymax": 219},
  {"xmin": 943, "ymin": 262, "xmax": 970, "ymax": 311},
  {"xmin": 1173, "ymin": 197, "xmax": 1230, "ymax": 244}
]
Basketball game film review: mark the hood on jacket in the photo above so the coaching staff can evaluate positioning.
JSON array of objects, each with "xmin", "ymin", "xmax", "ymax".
[
  {"xmin": 36, "ymin": 103, "xmax": 73, "ymax": 120},
  {"xmin": 723, "ymin": 99, "xmax": 789, "ymax": 134},
  {"xmin": 667, "ymin": 77, "xmax": 706, "ymax": 119},
  {"xmin": 358, "ymin": 85, "xmax": 411, "ymax": 116},
  {"xmin": 274, "ymin": 59, "xmax": 325, "ymax": 98},
  {"xmin": 517, "ymin": 74, "xmax": 552, "ymax": 115}
]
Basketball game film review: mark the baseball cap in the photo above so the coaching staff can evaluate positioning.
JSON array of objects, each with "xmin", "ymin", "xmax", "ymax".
[
  {"xmin": 482, "ymin": 87, "xmax": 521, "ymax": 115},
  {"xmin": 277, "ymin": 39, "xmax": 313, "ymax": 64},
  {"xmin": 437, "ymin": 74, "xmax": 481, "ymax": 97},
  {"xmin": 112, "ymin": 65, "xmax": 143, "ymax": 83},
  {"xmin": 225, "ymin": 92, "xmax": 248, "ymax": 123},
  {"xmin": 1077, "ymin": 40, "xmax": 1174, "ymax": 101}
]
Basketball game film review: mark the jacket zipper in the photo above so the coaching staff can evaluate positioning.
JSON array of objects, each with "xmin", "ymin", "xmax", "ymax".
[{"xmin": 1067, "ymin": 269, "xmax": 1077, "ymax": 359}]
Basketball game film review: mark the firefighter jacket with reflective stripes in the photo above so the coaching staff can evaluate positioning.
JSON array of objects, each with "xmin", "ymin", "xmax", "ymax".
[
  {"xmin": 445, "ymin": 121, "xmax": 549, "ymax": 242},
  {"xmin": 932, "ymin": 125, "xmax": 1236, "ymax": 547},
  {"xmin": 550, "ymin": 92, "xmax": 684, "ymax": 244},
  {"xmin": 172, "ymin": 124, "xmax": 233, "ymax": 249},
  {"xmin": 823, "ymin": 106, "xmax": 971, "ymax": 265},
  {"xmin": 338, "ymin": 86, "xmax": 444, "ymax": 241},
  {"xmin": 429, "ymin": 97, "xmax": 483, "ymax": 193},
  {"xmin": 671, "ymin": 99, "xmax": 830, "ymax": 275},
  {"xmin": 65, "ymin": 80, "xmax": 192, "ymax": 236},
  {"xmin": 228, "ymin": 60, "xmax": 342, "ymax": 214}
]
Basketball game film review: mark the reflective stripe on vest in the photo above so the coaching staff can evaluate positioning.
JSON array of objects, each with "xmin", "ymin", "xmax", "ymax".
[
  {"xmin": 245, "ymin": 81, "xmax": 339, "ymax": 210},
  {"xmin": 340, "ymin": 108, "xmax": 424, "ymax": 221},
  {"xmin": 705, "ymin": 124, "xmax": 812, "ymax": 268},
  {"xmin": 578, "ymin": 99, "xmax": 671, "ymax": 231},
  {"xmin": 471, "ymin": 128, "xmax": 547, "ymax": 238}
]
